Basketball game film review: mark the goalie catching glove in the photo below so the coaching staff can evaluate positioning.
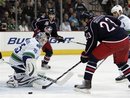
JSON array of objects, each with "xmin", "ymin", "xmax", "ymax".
[{"xmin": 80, "ymin": 51, "xmax": 89, "ymax": 63}]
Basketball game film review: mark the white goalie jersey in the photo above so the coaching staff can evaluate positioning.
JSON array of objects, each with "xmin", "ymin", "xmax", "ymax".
[
  {"xmin": 118, "ymin": 14, "xmax": 130, "ymax": 31},
  {"xmin": 9, "ymin": 38, "xmax": 41, "ymax": 65}
]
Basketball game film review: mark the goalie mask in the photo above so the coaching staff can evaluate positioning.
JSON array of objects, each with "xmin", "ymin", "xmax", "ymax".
[{"xmin": 35, "ymin": 32, "xmax": 47, "ymax": 47}]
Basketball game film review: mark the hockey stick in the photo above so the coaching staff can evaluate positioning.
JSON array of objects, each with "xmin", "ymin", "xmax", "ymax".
[
  {"xmin": 70, "ymin": 41, "xmax": 86, "ymax": 46},
  {"xmin": 77, "ymin": 58, "xmax": 107, "ymax": 78},
  {"xmin": 96, "ymin": 58, "xmax": 107, "ymax": 68},
  {"xmin": 34, "ymin": 61, "xmax": 81, "ymax": 89},
  {"xmin": 37, "ymin": 72, "xmax": 73, "ymax": 85}
]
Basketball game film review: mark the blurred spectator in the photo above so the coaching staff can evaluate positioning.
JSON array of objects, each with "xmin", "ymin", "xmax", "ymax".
[
  {"xmin": 9, "ymin": 6, "xmax": 15, "ymax": 19},
  {"xmin": 69, "ymin": 11, "xmax": 79, "ymax": 27},
  {"xmin": 60, "ymin": 13, "xmax": 71, "ymax": 31},
  {"xmin": 0, "ymin": 22, "xmax": 7, "ymax": 31},
  {"xmin": 0, "ymin": 1, "xmax": 10, "ymax": 19},
  {"xmin": 17, "ymin": 8, "xmax": 25, "ymax": 25},
  {"xmin": 70, "ymin": 21, "xmax": 78, "ymax": 31},
  {"xmin": 123, "ymin": 3, "xmax": 130, "ymax": 17},
  {"xmin": 55, "ymin": 0, "xmax": 61, "ymax": 23},
  {"xmin": 1, "ymin": 11, "xmax": 11, "ymax": 31},
  {"xmin": 8, "ymin": 18, "xmax": 16, "ymax": 31},
  {"xmin": 22, "ymin": 0, "xmax": 34, "ymax": 29},
  {"xmin": 60, "ymin": 20, "xmax": 72, "ymax": 31},
  {"xmin": 78, "ymin": 19, "xmax": 87, "ymax": 31},
  {"xmin": 74, "ymin": 0, "xmax": 87, "ymax": 18},
  {"xmin": 19, "ymin": 20, "xmax": 29, "ymax": 31},
  {"xmin": 68, "ymin": 7, "xmax": 74, "ymax": 17},
  {"xmin": 36, "ymin": 0, "xmax": 43, "ymax": 17},
  {"xmin": 64, "ymin": 0, "xmax": 74, "ymax": 14},
  {"xmin": 101, "ymin": 0, "xmax": 113, "ymax": 15}
]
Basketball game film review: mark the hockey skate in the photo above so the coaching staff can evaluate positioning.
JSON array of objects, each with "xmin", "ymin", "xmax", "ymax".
[
  {"xmin": 6, "ymin": 73, "xmax": 40, "ymax": 88},
  {"xmin": 74, "ymin": 80, "xmax": 91, "ymax": 94},
  {"xmin": 115, "ymin": 75, "xmax": 127, "ymax": 83},
  {"xmin": 128, "ymin": 85, "xmax": 130, "ymax": 88},
  {"xmin": 41, "ymin": 60, "xmax": 51, "ymax": 69}
]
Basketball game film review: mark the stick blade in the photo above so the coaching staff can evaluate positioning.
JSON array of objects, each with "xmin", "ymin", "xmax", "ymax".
[{"xmin": 57, "ymin": 72, "xmax": 74, "ymax": 85}]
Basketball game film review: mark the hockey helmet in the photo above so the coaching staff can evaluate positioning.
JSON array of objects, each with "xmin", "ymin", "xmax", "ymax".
[
  {"xmin": 80, "ymin": 11, "xmax": 94, "ymax": 21},
  {"xmin": 35, "ymin": 32, "xmax": 47, "ymax": 47},
  {"xmin": 48, "ymin": 8, "xmax": 55, "ymax": 21},
  {"xmin": 48, "ymin": 8, "xmax": 55, "ymax": 15},
  {"xmin": 111, "ymin": 5, "xmax": 123, "ymax": 14}
]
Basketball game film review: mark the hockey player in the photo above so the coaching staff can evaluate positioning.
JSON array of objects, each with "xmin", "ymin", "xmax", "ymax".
[
  {"xmin": 6, "ymin": 32, "xmax": 48, "ymax": 88},
  {"xmin": 74, "ymin": 12, "xmax": 130, "ymax": 91},
  {"xmin": 32, "ymin": 8, "xmax": 64, "ymax": 69},
  {"xmin": 111, "ymin": 5, "xmax": 130, "ymax": 82}
]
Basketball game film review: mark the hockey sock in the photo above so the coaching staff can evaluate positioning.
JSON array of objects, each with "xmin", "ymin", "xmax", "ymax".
[
  {"xmin": 42, "ymin": 56, "xmax": 50, "ymax": 64},
  {"xmin": 84, "ymin": 61, "xmax": 97, "ymax": 81},
  {"xmin": 42, "ymin": 50, "xmax": 52, "ymax": 64},
  {"xmin": 117, "ymin": 63, "xmax": 130, "ymax": 82}
]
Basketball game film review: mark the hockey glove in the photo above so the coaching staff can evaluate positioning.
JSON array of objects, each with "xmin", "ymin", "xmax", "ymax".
[
  {"xmin": 33, "ymin": 28, "xmax": 41, "ymax": 37},
  {"xmin": 80, "ymin": 51, "xmax": 89, "ymax": 63},
  {"xmin": 56, "ymin": 36, "xmax": 64, "ymax": 42}
]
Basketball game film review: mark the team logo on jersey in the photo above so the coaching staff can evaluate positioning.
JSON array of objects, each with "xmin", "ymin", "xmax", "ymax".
[
  {"xmin": 44, "ymin": 26, "xmax": 52, "ymax": 33},
  {"xmin": 44, "ymin": 21, "xmax": 49, "ymax": 26}
]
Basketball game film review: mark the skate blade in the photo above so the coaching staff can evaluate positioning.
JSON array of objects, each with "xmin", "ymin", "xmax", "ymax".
[
  {"xmin": 41, "ymin": 67, "xmax": 51, "ymax": 70},
  {"xmin": 74, "ymin": 87, "xmax": 91, "ymax": 94},
  {"xmin": 115, "ymin": 79, "xmax": 128, "ymax": 83}
]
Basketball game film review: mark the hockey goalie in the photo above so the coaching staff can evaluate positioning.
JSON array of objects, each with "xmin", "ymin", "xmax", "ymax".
[{"xmin": 6, "ymin": 32, "xmax": 50, "ymax": 88}]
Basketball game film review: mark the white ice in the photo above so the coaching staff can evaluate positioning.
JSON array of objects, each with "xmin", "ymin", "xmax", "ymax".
[{"xmin": 0, "ymin": 55, "xmax": 130, "ymax": 98}]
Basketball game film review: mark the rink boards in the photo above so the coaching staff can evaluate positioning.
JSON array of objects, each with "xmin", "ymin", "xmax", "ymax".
[{"xmin": 0, "ymin": 31, "xmax": 86, "ymax": 56}]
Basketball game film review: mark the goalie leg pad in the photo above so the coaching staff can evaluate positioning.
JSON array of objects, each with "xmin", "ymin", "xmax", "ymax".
[
  {"xmin": 6, "ymin": 75, "xmax": 18, "ymax": 88},
  {"xmin": 25, "ymin": 58, "xmax": 37, "ymax": 76}
]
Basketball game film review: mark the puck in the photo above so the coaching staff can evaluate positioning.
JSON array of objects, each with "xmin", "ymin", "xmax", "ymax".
[{"xmin": 28, "ymin": 92, "xmax": 33, "ymax": 94}]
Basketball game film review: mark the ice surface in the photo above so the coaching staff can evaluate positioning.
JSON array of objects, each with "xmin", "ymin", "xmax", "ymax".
[{"xmin": 0, "ymin": 55, "xmax": 130, "ymax": 98}]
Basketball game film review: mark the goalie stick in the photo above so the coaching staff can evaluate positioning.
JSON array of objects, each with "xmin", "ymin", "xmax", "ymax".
[
  {"xmin": 37, "ymin": 72, "xmax": 73, "ymax": 85},
  {"xmin": 34, "ymin": 61, "xmax": 81, "ymax": 89}
]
